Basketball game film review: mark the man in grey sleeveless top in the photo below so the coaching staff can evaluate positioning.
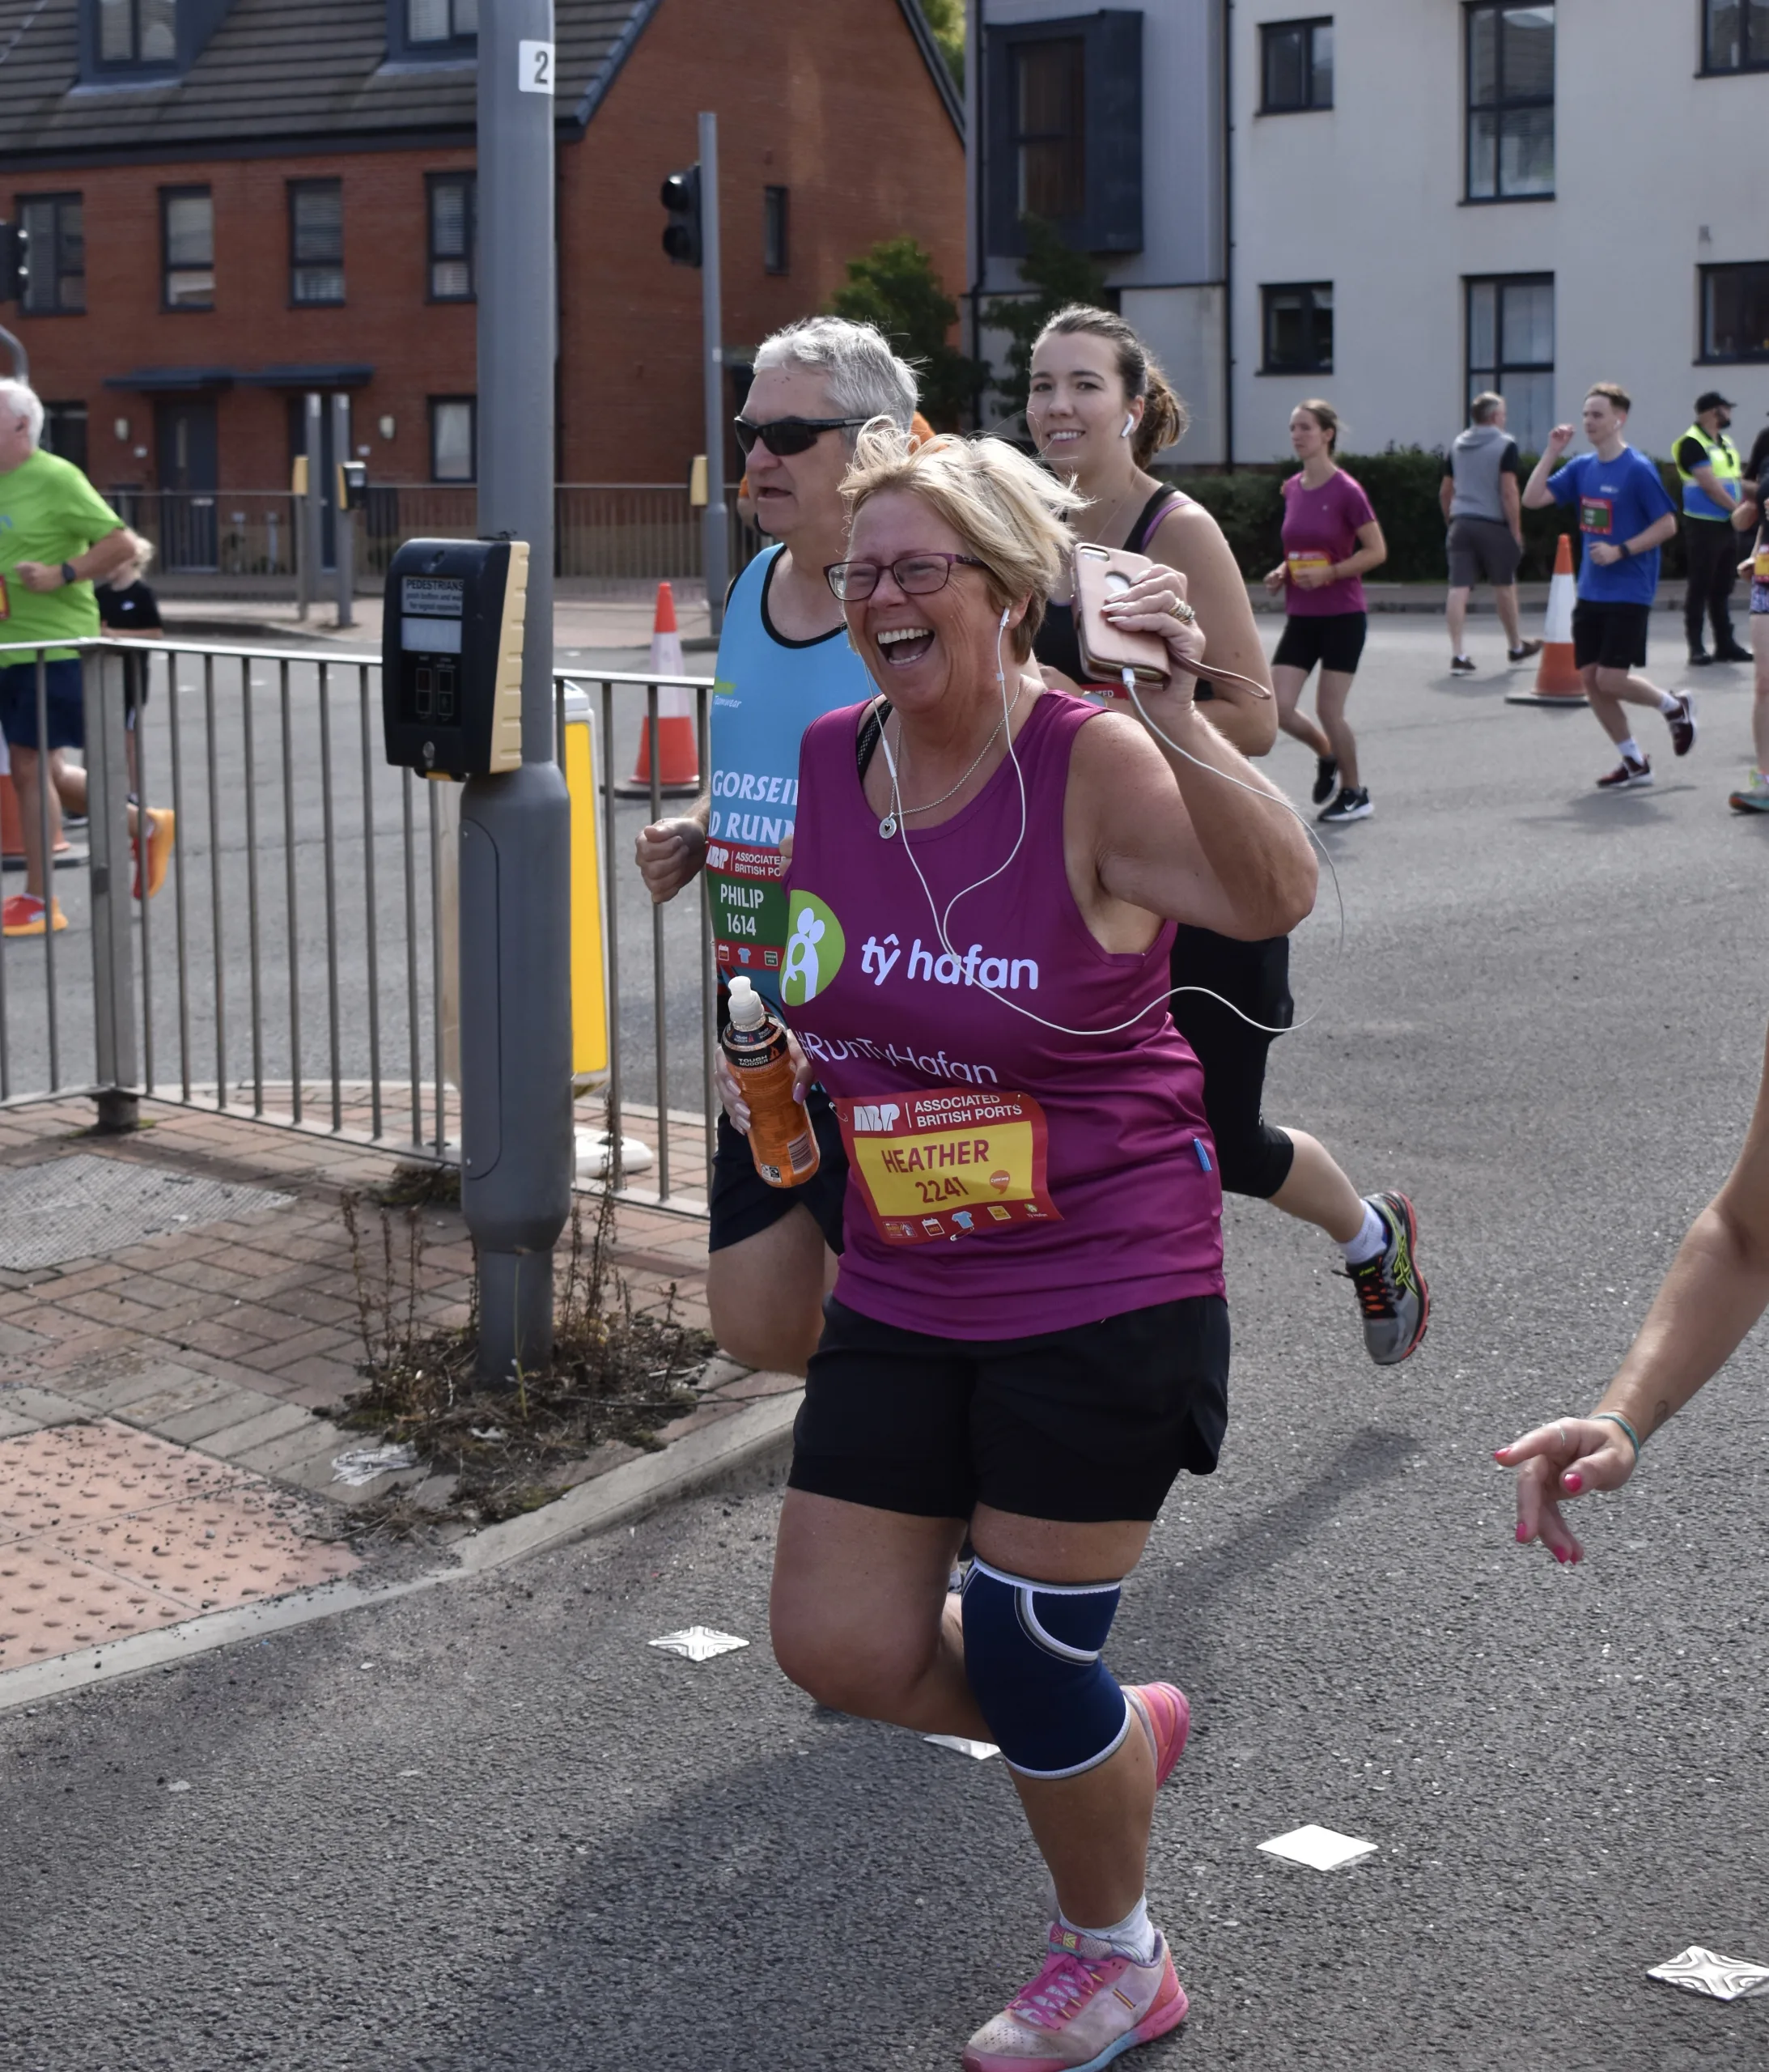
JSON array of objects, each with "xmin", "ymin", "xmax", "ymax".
[{"xmin": 1440, "ymin": 392, "xmax": 1541, "ymax": 675}]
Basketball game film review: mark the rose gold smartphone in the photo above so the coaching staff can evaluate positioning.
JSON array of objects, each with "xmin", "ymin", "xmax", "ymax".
[{"xmin": 1072, "ymin": 545, "xmax": 1171, "ymax": 689}]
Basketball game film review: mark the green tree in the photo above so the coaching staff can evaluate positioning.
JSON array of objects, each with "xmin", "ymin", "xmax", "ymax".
[
  {"xmin": 918, "ymin": 0, "xmax": 965, "ymax": 87},
  {"xmin": 828, "ymin": 236, "xmax": 983, "ymax": 430},
  {"xmin": 981, "ymin": 217, "xmax": 1109, "ymax": 419}
]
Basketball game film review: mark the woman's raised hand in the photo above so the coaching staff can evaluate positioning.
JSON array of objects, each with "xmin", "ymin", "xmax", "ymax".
[
  {"xmin": 1493, "ymin": 1416, "xmax": 1642, "ymax": 1565},
  {"xmin": 1101, "ymin": 563, "xmax": 1207, "ymax": 679}
]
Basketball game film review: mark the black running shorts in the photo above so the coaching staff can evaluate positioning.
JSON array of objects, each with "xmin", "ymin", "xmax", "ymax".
[
  {"xmin": 1271, "ymin": 611, "xmax": 1368, "ymax": 678},
  {"xmin": 1572, "ymin": 600, "xmax": 1652, "ymax": 673},
  {"xmin": 1169, "ymin": 927, "xmax": 1296, "ymax": 1200},
  {"xmin": 707, "ymin": 1085, "xmax": 848, "ymax": 1255},
  {"xmin": 789, "ymin": 1293, "xmax": 1230, "ymax": 1522}
]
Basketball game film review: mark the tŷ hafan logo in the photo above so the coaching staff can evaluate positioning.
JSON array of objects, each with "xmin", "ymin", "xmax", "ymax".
[
  {"xmin": 779, "ymin": 892, "xmax": 847, "ymax": 1006},
  {"xmin": 859, "ymin": 934, "xmax": 1039, "ymax": 992}
]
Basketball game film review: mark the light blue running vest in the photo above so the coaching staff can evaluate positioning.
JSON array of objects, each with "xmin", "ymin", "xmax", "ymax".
[{"xmin": 706, "ymin": 543, "xmax": 876, "ymax": 1006}]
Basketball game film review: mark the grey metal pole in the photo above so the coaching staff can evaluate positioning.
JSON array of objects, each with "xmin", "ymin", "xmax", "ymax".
[
  {"xmin": 460, "ymin": 0, "xmax": 572, "ymax": 1385},
  {"xmin": 0, "ymin": 323, "xmax": 26, "ymax": 380},
  {"xmin": 301, "ymin": 391, "xmax": 323, "ymax": 620},
  {"xmin": 330, "ymin": 390, "xmax": 354, "ymax": 629},
  {"xmin": 698, "ymin": 111, "xmax": 728, "ymax": 637},
  {"xmin": 84, "ymin": 647, "xmax": 139, "ymax": 1133}
]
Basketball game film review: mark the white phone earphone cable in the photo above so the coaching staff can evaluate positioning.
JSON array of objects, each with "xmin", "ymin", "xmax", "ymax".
[{"xmin": 876, "ymin": 620, "xmax": 1345, "ymax": 1042}]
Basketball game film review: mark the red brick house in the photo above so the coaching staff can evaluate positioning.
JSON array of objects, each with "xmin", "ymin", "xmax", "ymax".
[{"xmin": 0, "ymin": 0, "xmax": 965, "ymax": 558}]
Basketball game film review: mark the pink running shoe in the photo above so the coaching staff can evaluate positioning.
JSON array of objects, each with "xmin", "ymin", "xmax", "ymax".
[
  {"xmin": 962, "ymin": 1924, "xmax": 1188, "ymax": 2070},
  {"xmin": 1123, "ymin": 1682, "xmax": 1190, "ymax": 1788}
]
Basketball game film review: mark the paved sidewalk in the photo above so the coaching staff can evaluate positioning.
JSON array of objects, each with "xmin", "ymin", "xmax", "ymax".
[{"xmin": 0, "ymin": 1094, "xmax": 787, "ymax": 1676}]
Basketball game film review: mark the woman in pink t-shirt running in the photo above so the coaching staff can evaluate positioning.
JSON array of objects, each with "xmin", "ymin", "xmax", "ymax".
[{"xmin": 1261, "ymin": 399, "xmax": 1388, "ymax": 824}]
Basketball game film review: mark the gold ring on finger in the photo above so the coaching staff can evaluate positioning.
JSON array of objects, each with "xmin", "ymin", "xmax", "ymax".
[{"xmin": 1173, "ymin": 600, "xmax": 1197, "ymax": 624}]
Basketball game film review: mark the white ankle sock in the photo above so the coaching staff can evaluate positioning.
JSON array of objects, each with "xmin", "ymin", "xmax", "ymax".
[
  {"xmin": 1658, "ymin": 690, "xmax": 1681, "ymax": 715},
  {"xmin": 1061, "ymin": 1894, "xmax": 1159, "ymax": 1966},
  {"xmin": 1339, "ymin": 1199, "xmax": 1386, "ymax": 1264},
  {"xmin": 1616, "ymin": 736, "xmax": 1643, "ymax": 763}
]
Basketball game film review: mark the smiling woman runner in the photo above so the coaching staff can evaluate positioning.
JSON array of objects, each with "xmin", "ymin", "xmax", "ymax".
[
  {"xmin": 746, "ymin": 425, "xmax": 1314, "ymax": 2068},
  {"xmin": 1026, "ymin": 307, "xmax": 1427, "ymax": 1366}
]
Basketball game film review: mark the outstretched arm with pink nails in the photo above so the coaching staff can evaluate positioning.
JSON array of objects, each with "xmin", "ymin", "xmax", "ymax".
[{"xmin": 1497, "ymin": 1020, "xmax": 1769, "ymax": 1564}]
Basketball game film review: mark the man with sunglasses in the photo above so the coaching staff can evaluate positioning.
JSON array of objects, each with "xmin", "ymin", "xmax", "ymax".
[{"xmin": 636, "ymin": 316, "xmax": 919, "ymax": 1376}]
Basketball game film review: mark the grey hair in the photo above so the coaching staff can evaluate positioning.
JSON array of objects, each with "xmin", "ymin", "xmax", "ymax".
[
  {"xmin": 1470, "ymin": 390, "xmax": 1505, "ymax": 425},
  {"xmin": 752, "ymin": 317, "xmax": 918, "ymax": 440},
  {"xmin": 0, "ymin": 379, "xmax": 45, "ymax": 449}
]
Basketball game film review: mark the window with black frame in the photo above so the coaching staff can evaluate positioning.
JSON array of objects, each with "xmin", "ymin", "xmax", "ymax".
[
  {"xmin": 427, "ymin": 174, "xmax": 476, "ymax": 301},
  {"xmin": 407, "ymin": 0, "xmax": 475, "ymax": 42},
  {"xmin": 1466, "ymin": 274, "xmax": 1553, "ymax": 452},
  {"xmin": 1466, "ymin": 3, "xmax": 1554, "ymax": 201},
  {"xmin": 1262, "ymin": 282, "xmax": 1333, "ymax": 374},
  {"xmin": 763, "ymin": 186, "xmax": 790, "ymax": 275},
  {"xmin": 1701, "ymin": 262, "xmax": 1769, "ymax": 362},
  {"xmin": 1262, "ymin": 18, "xmax": 1334, "ymax": 112},
  {"xmin": 95, "ymin": 0, "xmax": 177, "ymax": 66},
  {"xmin": 1704, "ymin": 0, "xmax": 1769, "ymax": 72},
  {"xmin": 17, "ymin": 195, "xmax": 85, "ymax": 315},
  {"xmin": 1014, "ymin": 36, "xmax": 1086, "ymax": 219},
  {"xmin": 289, "ymin": 180, "xmax": 344, "ymax": 306},
  {"xmin": 162, "ymin": 186, "xmax": 214, "ymax": 310}
]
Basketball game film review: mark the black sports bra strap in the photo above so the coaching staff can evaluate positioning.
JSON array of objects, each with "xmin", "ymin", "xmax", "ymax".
[
  {"xmin": 1130, "ymin": 487, "xmax": 1190, "ymax": 556},
  {"xmin": 856, "ymin": 698, "xmax": 892, "ymax": 781}
]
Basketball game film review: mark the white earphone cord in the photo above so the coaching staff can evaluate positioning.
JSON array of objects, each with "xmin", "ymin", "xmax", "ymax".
[{"xmin": 877, "ymin": 622, "xmax": 1345, "ymax": 1043}]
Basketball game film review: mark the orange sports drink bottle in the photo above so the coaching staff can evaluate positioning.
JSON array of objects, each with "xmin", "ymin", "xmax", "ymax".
[{"xmin": 721, "ymin": 976, "xmax": 821, "ymax": 1189}]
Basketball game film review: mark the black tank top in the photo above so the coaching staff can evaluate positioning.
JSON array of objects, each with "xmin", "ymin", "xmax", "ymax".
[{"xmin": 1034, "ymin": 487, "xmax": 1210, "ymax": 690}]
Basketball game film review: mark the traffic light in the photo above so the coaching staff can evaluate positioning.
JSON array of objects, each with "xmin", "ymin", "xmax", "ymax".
[
  {"xmin": 660, "ymin": 166, "xmax": 702, "ymax": 268},
  {"xmin": 0, "ymin": 221, "xmax": 26, "ymax": 304}
]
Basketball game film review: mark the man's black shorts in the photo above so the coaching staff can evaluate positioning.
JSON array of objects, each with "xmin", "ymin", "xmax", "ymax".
[
  {"xmin": 1271, "ymin": 611, "xmax": 1368, "ymax": 678},
  {"xmin": 788, "ymin": 1293, "xmax": 1230, "ymax": 1523},
  {"xmin": 1169, "ymin": 927, "xmax": 1295, "ymax": 1201},
  {"xmin": 708, "ymin": 1083, "xmax": 848, "ymax": 1255},
  {"xmin": 1572, "ymin": 599, "xmax": 1652, "ymax": 673}
]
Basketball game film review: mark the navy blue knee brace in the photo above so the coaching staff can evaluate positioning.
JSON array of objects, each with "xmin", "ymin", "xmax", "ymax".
[{"xmin": 961, "ymin": 1559, "xmax": 1130, "ymax": 1779}]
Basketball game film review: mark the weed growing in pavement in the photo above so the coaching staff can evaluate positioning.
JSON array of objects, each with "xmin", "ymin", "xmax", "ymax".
[{"xmin": 337, "ymin": 1163, "xmax": 713, "ymax": 1526}]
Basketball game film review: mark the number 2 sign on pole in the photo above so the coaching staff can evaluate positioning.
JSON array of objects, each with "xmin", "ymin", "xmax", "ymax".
[{"xmin": 518, "ymin": 39, "xmax": 555, "ymax": 93}]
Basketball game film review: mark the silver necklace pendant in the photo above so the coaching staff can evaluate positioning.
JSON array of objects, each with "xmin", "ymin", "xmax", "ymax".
[{"xmin": 878, "ymin": 813, "xmax": 898, "ymax": 840}]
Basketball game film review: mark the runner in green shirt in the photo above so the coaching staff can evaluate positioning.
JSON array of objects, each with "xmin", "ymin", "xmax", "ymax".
[{"xmin": 1, "ymin": 378, "xmax": 140, "ymax": 936}]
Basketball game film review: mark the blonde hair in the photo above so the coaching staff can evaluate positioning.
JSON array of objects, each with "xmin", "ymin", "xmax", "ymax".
[
  {"xmin": 840, "ymin": 422, "xmax": 1083, "ymax": 661},
  {"xmin": 1296, "ymin": 397, "xmax": 1341, "ymax": 453},
  {"xmin": 1033, "ymin": 304, "xmax": 1190, "ymax": 468}
]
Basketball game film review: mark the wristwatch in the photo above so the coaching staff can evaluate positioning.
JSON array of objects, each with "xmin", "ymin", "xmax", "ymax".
[
  {"xmin": 1615, "ymin": 541, "xmax": 1633, "ymax": 560},
  {"xmin": 59, "ymin": 561, "xmax": 78, "ymax": 586}
]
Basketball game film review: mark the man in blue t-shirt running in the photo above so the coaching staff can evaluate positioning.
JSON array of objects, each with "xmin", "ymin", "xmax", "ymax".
[
  {"xmin": 1523, "ymin": 382, "xmax": 1690, "ymax": 791},
  {"xmin": 634, "ymin": 319, "xmax": 918, "ymax": 1376}
]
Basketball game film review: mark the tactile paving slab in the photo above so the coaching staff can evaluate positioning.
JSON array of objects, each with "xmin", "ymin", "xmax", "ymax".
[
  {"xmin": 0, "ymin": 1153, "xmax": 292, "ymax": 1271},
  {"xmin": 0, "ymin": 1420, "xmax": 357, "ymax": 1669}
]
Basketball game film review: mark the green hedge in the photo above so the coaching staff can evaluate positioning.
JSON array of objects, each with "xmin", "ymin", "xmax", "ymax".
[{"xmin": 1165, "ymin": 447, "xmax": 1692, "ymax": 585}]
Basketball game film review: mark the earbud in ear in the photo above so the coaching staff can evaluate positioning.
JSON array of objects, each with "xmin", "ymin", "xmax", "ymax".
[
  {"xmin": 999, "ymin": 605, "xmax": 1011, "ymax": 628},
  {"xmin": 1121, "ymin": 414, "xmax": 1135, "ymax": 439}
]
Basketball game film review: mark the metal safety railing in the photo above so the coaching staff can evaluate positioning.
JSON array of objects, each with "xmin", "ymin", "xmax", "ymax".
[
  {"xmin": 112, "ymin": 486, "xmax": 769, "ymax": 592},
  {"xmin": 0, "ymin": 635, "xmax": 719, "ymax": 1218}
]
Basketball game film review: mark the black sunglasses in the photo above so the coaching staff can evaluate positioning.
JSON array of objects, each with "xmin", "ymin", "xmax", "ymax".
[
  {"xmin": 733, "ymin": 414, "xmax": 870, "ymax": 457},
  {"xmin": 825, "ymin": 553, "xmax": 991, "ymax": 603}
]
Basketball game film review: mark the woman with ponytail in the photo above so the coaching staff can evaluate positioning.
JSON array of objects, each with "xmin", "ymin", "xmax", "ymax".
[{"xmin": 1025, "ymin": 308, "xmax": 1427, "ymax": 1370}]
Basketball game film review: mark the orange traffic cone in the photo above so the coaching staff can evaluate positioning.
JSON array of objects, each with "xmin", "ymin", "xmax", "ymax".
[
  {"xmin": 1507, "ymin": 533, "xmax": 1586, "ymax": 706},
  {"xmin": 616, "ymin": 581, "xmax": 701, "ymax": 797}
]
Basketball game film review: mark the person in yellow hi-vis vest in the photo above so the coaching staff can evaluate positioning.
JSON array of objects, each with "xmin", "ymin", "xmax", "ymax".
[{"xmin": 1676, "ymin": 389, "xmax": 1754, "ymax": 668}]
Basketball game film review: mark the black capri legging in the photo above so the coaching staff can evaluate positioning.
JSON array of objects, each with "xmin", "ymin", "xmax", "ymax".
[{"xmin": 1169, "ymin": 925, "xmax": 1296, "ymax": 1200}]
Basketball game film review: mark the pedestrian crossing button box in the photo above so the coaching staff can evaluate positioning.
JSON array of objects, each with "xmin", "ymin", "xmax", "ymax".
[{"xmin": 382, "ymin": 537, "xmax": 528, "ymax": 779}]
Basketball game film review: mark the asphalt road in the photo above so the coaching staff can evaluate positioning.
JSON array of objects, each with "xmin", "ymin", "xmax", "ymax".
[
  {"xmin": 0, "ymin": 640, "xmax": 709, "ymax": 1119},
  {"xmin": 6, "ymin": 620, "xmax": 1769, "ymax": 2070}
]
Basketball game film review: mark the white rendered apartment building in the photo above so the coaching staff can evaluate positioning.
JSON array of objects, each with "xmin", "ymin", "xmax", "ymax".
[{"xmin": 966, "ymin": 2, "xmax": 1769, "ymax": 464}]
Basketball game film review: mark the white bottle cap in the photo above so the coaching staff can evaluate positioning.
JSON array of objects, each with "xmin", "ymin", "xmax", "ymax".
[{"xmin": 728, "ymin": 975, "xmax": 766, "ymax": 1030}]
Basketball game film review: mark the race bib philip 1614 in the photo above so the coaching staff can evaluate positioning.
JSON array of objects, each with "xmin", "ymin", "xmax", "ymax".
[
  {"xmin": 705, "ymin": 837, "xmax": 787, "ymax": 989},
  {"xmin": 834, "ymin": 1089, "xmax": 1060, "ymax": 1246}
]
